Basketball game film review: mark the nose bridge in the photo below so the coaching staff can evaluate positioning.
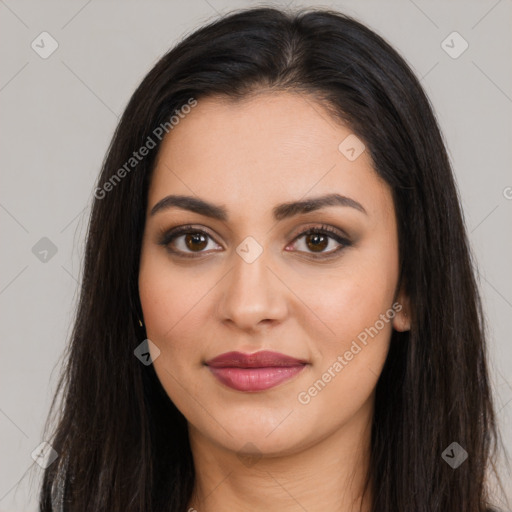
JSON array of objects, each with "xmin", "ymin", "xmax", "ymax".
[{"xmin": 217, "ymin": 236, "xmax": 287, "ymax": 329}]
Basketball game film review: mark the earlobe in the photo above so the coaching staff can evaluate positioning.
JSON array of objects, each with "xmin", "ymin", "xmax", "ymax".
[
  {"xmin": 392, "ymin": 292, "xmax": 411, "ymax": 332},
  {"xmin": 392, "ymin": 310, "xmax": 410, "ymax": 332}
]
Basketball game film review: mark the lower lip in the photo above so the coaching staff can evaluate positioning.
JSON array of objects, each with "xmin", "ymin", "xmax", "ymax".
[{"xmin": 207, "ymin": 365, "xmax": 306, "ymax": 392}]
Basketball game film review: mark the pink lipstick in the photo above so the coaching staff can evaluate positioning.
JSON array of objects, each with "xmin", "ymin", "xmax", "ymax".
[{"xmin": 205, "ymin": 350, "xmax": 307, "ymax": 392}]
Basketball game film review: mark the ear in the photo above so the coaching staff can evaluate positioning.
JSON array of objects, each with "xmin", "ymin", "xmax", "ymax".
[{"xmin": 392, "ymin": 287, "xmax": 411, "ymax": 332}]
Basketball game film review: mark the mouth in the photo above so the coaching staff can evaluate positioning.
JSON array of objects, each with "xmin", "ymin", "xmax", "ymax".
[{"xmin": 204, "ymin": 350, "xmax": 308, "ymax": 392}]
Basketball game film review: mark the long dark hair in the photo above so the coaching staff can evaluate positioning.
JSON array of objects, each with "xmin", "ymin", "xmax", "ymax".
[{"xmin": 39, "ymin": 6, "xmax": 507, "ymax": 511}]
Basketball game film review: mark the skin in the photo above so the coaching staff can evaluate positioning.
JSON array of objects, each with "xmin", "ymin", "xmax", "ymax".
[{"xmin": 138, "ymin": 91, "xmax": 411, "ymax": 512}]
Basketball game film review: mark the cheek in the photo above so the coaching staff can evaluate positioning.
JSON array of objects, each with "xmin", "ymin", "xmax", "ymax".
[
  {"xmin": 138, "ymin": 256, "xmax": 208, "ymax": 408},
  {"xmin": 299, "ymin": 255, "xmax": 397, "ymax": 344},
  {"xmin": 293, "ymin": 272, "xmax": 395, "ymax": 427},
  {"xmin": 308, "ymin": 279, "xmax": 394, "ymax": 375},
  {"xmin": 138, "ymin": 251, "xmax": 206, "ymax": 354},
  {"xmin": 296, "ymin": 242, "xmax": 398, "ymax": 398}
]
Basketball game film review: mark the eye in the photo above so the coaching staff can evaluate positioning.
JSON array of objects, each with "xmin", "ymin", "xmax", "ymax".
[
  {"xmin": 158, "ymin": 223, "xmax": 351, "ymax": 259},
  {"xmin": 286, "ymin": 224, "xmax": 351, "ymax": 258},
  {"xmin": 158, "ymin": 225, "xmax": 221, "ymax": 258}
]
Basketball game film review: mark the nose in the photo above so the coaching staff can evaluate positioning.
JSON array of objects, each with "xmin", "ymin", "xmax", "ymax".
[{"xmin": 216, "ymin": 243, "xmax": 288, "ymax": 333}]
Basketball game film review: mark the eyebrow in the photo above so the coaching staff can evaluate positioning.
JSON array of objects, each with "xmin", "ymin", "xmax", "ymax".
[{"xmin": 150, "ymin": 193, "xmax": 367, "ymax": 221}]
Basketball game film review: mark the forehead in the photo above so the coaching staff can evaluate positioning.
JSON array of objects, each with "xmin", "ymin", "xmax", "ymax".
[{"xmin": 147, "ymin": 92, "xmax": 393, "ymax": 222}]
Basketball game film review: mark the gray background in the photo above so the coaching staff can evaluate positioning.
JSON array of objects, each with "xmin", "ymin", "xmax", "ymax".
[{"xmin": 1, "ymin": 0, "xmax": 511, "ymax": 510}]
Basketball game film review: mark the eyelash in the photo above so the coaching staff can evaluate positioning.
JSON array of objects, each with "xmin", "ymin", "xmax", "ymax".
[{"xmin": 157, "ymin": 224, "xmax": 352, "ymax": 260}]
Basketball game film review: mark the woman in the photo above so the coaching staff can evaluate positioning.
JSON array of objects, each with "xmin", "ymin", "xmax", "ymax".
[{"xmin": 39, "ymin": 6, "xmax": 507, "ymax": 511}]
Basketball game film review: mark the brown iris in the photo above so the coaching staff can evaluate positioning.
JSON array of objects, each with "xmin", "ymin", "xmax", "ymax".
[
  {"xmin": 185, "ymin": 232, "xmax": 208, "ymax": 251},
  {"xmin": 305, "ymin": 233, "xmax": 328, "ymax": 252}
]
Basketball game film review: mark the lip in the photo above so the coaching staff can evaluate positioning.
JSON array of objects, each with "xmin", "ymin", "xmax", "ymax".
[{"xmin": 205, "ymin": 350, "xmax": 308, "ymax": 392}]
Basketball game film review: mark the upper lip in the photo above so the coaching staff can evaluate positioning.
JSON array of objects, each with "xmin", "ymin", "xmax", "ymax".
[{"xmin": 205, "ymin": 350, "xmax": 307, "ymax": 368}]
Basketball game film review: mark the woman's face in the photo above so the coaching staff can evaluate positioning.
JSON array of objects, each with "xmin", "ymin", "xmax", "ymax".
[{"xmin": 138, "ymin": 92, "xmax": 409, "ymax": 458}]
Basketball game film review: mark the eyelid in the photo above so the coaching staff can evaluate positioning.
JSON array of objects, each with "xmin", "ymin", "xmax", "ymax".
[{"xmin": 287, "ymin": 222, "xmax": 351, "ymax": 243}]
